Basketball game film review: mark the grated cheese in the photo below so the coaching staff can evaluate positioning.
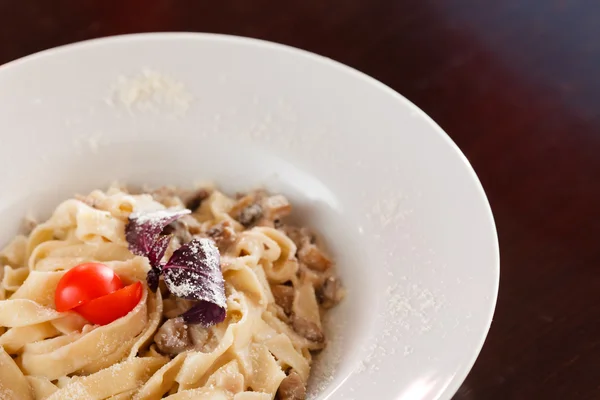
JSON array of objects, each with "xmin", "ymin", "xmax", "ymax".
[{"xmin": 107, "ymin": 69, "xmax": 193, "ymax": 115}]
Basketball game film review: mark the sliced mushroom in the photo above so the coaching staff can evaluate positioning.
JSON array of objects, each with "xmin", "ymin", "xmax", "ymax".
[
  {"xmin": 271, "ymin": 285, "xmax": 295, "ymax": 315},
  {"xmin": 207, "ymin": 221, "xmax": 237, "ymax": 252},
  {"xmin": 279, "ymin": 226, "xmax": 309, "ymax": 249},
  {"xmin": 291, "ymin": 315, "xmax": 325, "ymax": 343},
  {"xmin": 297, "ymin": 243, "xmax": 332, "ymax": 272},
  {"xmin": 182, "ymin": 188, "xmax": 209, "ymax": 211},
  {"xmin": 276, "ymin": 371, "xmax": 306, "ymax": 400},
  {"xmin": 230, "ymin": 191, "xmax": 293, "ymax": 228},
  {"xmin": 281, "ymin": 225, "xmax": 331, "ymax": 271},
  {"xmin": 262, "ymin": 195, "xmax": 292, "ymax": 221},
  {"xmin": 165, "ymin": 221, "xmax": 192, "ymax": 245},
  {"xmin": 154, "ymin": 318, "xmax": 191, "ymax": 355},
  {"xmin": 150, "ymin": 186, "xmax": 210, "ymax": 210},
  {"xmin": 236, "ymin": 203, "xmax": 263, "ymax": 227},
  {"xmin": 229, "ymin": 191, "xmax": 263, "ymax": 222},
  {"xmin": 317, "ymin": 276, "xmax": 344, "ymax": 309},
  {"xmin": 163, "ymin": 215, "xmax": 204, "ymax": 246}
]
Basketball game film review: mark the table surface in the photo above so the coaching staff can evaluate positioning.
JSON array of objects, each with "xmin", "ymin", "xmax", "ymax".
[{"xmin": 1, "ymin": 1, "xmax": 598, "ymax": 399}]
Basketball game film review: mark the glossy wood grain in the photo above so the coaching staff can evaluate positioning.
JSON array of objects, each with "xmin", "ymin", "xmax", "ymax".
[{"xmin": 1, "ymin": 1, "xmax": 598, "ymax": 399}]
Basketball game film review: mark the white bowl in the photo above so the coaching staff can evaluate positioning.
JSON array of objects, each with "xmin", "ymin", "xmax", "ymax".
[{"xmin": 0, "ymin": 33, "xmax": 498, "ymax": 399}]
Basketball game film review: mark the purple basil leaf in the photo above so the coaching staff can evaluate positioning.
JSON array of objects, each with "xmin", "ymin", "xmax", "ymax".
[
  {"xmin": 148, "ymin": 234, "xmax": 173, "ymax": 269},
  {"xmin": 126, "ymin": 208, "xmax": 190, "ymax": 266},
  {"xmin": 181, "ymin": 300, "xmax": 227, "ymax": 326},
  {"xmin": 146, "ymin": 268, "xmax": 160, "ymax": 292},
  {"xmin": 163, "ymin": 238, "xmax": 226, "ymax": 327}
]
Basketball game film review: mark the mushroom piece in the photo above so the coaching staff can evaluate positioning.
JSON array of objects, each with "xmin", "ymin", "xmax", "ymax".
[
  {"xmin": 290, "ymin": 315, "xmax": 325, "ymax": 344},
  {"xmin": 316, "ymin": 276, "xmax": 344, "ymax": 309},
  {"xmin": 271, "ymin": 284, "xmax": 295, "ymax": 315},
  {"xmin": 261, "ymin": 195, "xmax": 292, "ymax": 221},
  {"xmin": 230, "ymin": 192, "xmax": 264, "ymax": 227},
  {"xmin": 164, "ymin": 221, "xmax": 192, "ymax": 245},
  {"xmin": 231, "ymin": 191, "xmax": 293, "ymax": 228},
  {"xmin": 154, "ymin": 318, "xmax": 191, "ymax": 355},
  {"xmin": 276, "ymin": 371, "xmax": 306, "ymax": 400},
  {"xmin": 206, "ymin": 221, "xmax": 237, "ymax": 252},
  {"xmin": 236, "ymin": 203, "xmax": 263, "ymax": 227},
  {"xmin": 280, "ymin": 226, "xmax": 332, "ymax": 271},
  {"xmin": 182, "ymin": 188, "xmax": 209, "ymax": 211},
  {"xmin": 163, "ymin": 215, "xmax": 204, "ymax": 246},
  {"xmin": 297, "ymin": 244, "xmax": 332, "ymax": 271}
]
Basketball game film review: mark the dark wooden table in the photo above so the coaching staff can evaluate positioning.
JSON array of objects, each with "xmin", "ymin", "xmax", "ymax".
[{"xmin": 1, "ymin": 1, "xmax": 598, "ymax": 399}]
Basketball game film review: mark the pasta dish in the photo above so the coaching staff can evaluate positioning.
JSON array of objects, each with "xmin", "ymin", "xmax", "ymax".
[{"xmin": 0, "ymin": 186, "xmax": 343, "ymax": 399}]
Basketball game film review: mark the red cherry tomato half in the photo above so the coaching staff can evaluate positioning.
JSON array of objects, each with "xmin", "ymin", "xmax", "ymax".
[
  {"xmin": 55, "ymin": 263, "xmax": 123, "ymax": 312},
  {"xmin": 74, "ymin": 282, "xmax": 143, "ymax": 325}
]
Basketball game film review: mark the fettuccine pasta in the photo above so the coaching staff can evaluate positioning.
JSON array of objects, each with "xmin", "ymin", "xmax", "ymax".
[{"xmin": 0, "ymin": 186, "xmax": 343, "ymax": 399}]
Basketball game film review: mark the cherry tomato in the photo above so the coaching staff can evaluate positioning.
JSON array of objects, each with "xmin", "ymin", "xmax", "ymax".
[
  {"xmin": 74, "ymin": 282, "xmax": 143, "ymax": 325},
  {"xmin": 55, "ymin": 263, "xmax": 123, "ymax": 312}
]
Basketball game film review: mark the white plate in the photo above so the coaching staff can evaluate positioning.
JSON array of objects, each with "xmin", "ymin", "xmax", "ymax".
[{"xmin": 0, "ymin": 33, "xmax": 499, "ymax": 399}]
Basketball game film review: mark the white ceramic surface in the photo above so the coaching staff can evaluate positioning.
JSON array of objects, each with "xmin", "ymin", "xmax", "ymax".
[{"xmin": 0, "ymin": 33, "xmax": 499, "ymax": 399}]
